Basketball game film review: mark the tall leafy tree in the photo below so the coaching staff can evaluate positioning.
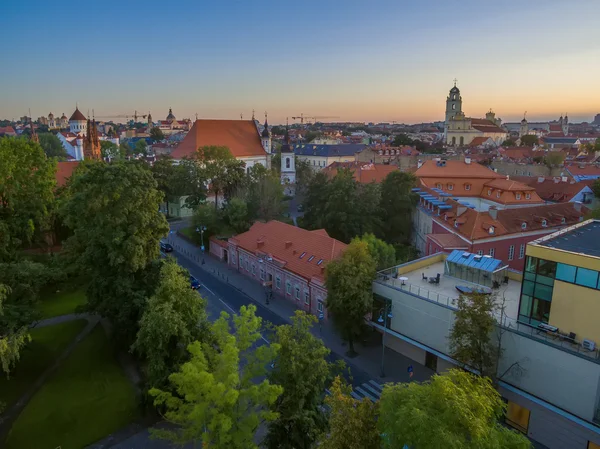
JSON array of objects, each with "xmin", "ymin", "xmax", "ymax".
[
  {"xmin": 100, "ymin": 140, "xmax": 121, "ymax": 159},
  {"xmin": 295, "ymin": 158, "xmax": 314, "ymax": 194},
  {"xmin": 151, "ymin": 155, "xmax": 190, "ymax": 214},
  {"xmin": 131, "ymin": 259, "xmax": 210, "ymax": 388},
  {"xmin": 320, "ymin": 376, "xmax": 380, "ymax": 449},
  {"xmin": 325, "ymin": 240, "xmax": 376, "ymax": 355},
  {"xmin": 378, "ymin": 370, "xmax": 531, "ymax": 449},
  {"xmin": 243, "ymin": 164, "xmax": 285, "ymax": 222},
  {"xmin": 449, "ymin": 292, "xmax": 500, "ymax": 378},
  {"xmin": 61, "ymin": 162, "xmax": 168, "ymax": 343},
  {"xmin": 301, "ymin": 171, "xmax": 330, "ymax": 230},
  {"xmin": 379, "ymin": 171, "xmax": 416, "ymax": 246},
  {"xmin": 223, "ymin": 197, "xmax": 251, "ymax": 234},
  {"xmin": 135, "ymin": 139, "xmax": 148, "ymax": 155},
  {"xmin": 324, "ymin": 169, "xmax": 359, "ymax": 242},
  {"xmin": 520, "ymin": 135, "xmax": 539, "ymax": 147},
  {"xmin": 38, "ymin": 133, "xmax": 68, "ymax": 160},
  {"xmin": 356, "ymin": 182, "xmax": 383, "ymax": 237},
  {"xmin": 0, "ymin": 284, "xmax": 29, "ymax": 377},
  {"xmin": 265, "ymin": 311, "xmax": 335, "ymax": 449},
  {"xmin": 150, "ymin": 126, "xmax": 165, "ymax": 142},
  {"xmin": 354, "ymin": 233, "xmax": 396, "ymax": 271},
  {"xmin": 0, "ymin": 137, "xmax": 56, "ymax": 261},
  {"xmin": 195, "ymin": 146, "xmax": 246, "ymax": 211},
  {"xmin": 150, "ymin": 305, "xmax": 283, "ymax": 449}
]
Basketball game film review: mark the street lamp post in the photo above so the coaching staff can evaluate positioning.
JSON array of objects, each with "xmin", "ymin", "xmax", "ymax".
[
  {"xmin": 377, "ymin": 301, "xmax": 393, "ymax": 378},
  {"xmin": 196, "ymin": 226, "xmax": 207, "ymax": 252}
]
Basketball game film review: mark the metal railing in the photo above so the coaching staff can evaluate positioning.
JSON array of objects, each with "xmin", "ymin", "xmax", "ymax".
[{"xmin": 376, "ymin": 274, "xmax": 455, "ymax": 308}]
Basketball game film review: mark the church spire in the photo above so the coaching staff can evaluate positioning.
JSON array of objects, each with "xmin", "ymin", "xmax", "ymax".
[{"xmin": 261, "ymin": 112, "xmax": 270, "ymax": 138}]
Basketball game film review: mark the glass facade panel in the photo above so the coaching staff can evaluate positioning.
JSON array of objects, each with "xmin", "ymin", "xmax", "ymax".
[
  {"xmin": 536, "ymin": 274, "xmax": 555, "ymax": 287},
  {"xmin": 524, "ymin": 271, "xmax": 536, "ymax": 282},
  {"xmin": 532, "ymin": 298, "xmax": 551, "ymax": 324},
  {"xmin": 534, "ymin": 283, "xmax": 554, "ymax": 301},
  {"xmin": 522, "ymin": 280, "xmax": 535, "ymax": 296},
  {"xmin": 519, "ymin": 295, "xmax": 532, "ymax": 317},
  {"xmin": 576, "ymin": 268, "xmax": 599, "ymax": 289},
  {"xmin": 556, "ymin": 263, "xmax": 577, "ymax": 283},
  {"xmin": 525, "ymin": 257, "xmax": 538, "ymax": 273},
  {"xmin": 537, "ymin": 259, "xmax": 557, "ymax": 278}
]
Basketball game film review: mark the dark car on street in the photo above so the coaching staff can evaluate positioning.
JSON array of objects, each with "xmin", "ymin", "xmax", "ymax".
[
  {"xmin": 190, "ymin": 276, "xmax": 201, "ymax": 290},
  {"xmin": 160, "ymin": 241, "xmax": 173, "ymax": 253}
]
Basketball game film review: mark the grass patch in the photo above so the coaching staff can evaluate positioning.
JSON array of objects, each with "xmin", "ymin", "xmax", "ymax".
[
  {"xmin": 0, "ymin": 319, "xmax": 87, "ymax": 410},
  {"xmin": 6, "ymin": 325, "xmax": 139, "ymax": 449},
  {"xmin": 37, "ymin": 288, "xmax": 87, "ymax": 319},
  {"xmin": 179, "ymin": 226, "xmax": 199, "ymax": 243}
]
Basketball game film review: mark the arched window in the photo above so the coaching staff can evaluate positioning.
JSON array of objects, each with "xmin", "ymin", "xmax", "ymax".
[
  {"xmin": 452, "ymin": 94, "xmax": 456, "ymax": 100},
  {"xmin": 452, "ymin": 104, "xmax": 456, "ymax": 110},
  {"xmin": 447, "ymin": 183, "xmax": 454, "ymax": 191},
  {"xmin": 452, "ymin": 137, "xmax": 456, "ymax": 145},
  {"xmin": 459, "ymin": 136, "xmax": 464, "ymax": 146},
  {"xmin": 436, "ymin": 183, "xmax": 442, "ymax": 189},
  {"xmin": 286, "ymin": 158, "xmax": 290, "ymax": 169}
]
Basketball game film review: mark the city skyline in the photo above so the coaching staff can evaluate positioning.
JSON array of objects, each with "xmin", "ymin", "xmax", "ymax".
[{"xmin": 2, "ymin": 0, "xmax": 599, "ymax": 124}]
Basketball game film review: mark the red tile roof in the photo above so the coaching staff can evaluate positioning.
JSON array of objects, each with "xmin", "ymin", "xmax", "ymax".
[
  {"xmin": 55, "ymin": 161, "xmax": 80, "ymax": 187},
  {"xmin": 323, "ymin": 161, "xmax": 399, "ymax": 184},
  {"xmin": 171, "ymin": 119, "xmax": 267, "ymax": 160},
  {"xmin": 415, "ymin": 160, "xmax": 503, "ymax": 179},
  {"xmin": 0, "ymin": 126, "xmax": 16, "ymax": 135},
  {"xmin": 468, "ymin": 137, "xmax": 493, "ymax": 147},
  {"xmin": 69, "ymin": 108, "xmax": 86, "ymax": 121},
  {"xmin": 427, "ymin": 233, "xmax": 468, "ymax": 249},
  {"xmin": 470, "ymin": 118, "xmax": 506, "ymax": 134},
  {"xmin": 565, "ymin": 164, "xmax": 600, "ymax": 177},
  {"xmin": 229, "ymin": 220, "xmax": 347, "ymax": 282}
]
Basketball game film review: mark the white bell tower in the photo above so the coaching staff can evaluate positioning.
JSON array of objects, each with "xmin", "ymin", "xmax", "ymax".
[{"xmin": 280, "ymin": 121, "xmax": 296, "ymax": 196}]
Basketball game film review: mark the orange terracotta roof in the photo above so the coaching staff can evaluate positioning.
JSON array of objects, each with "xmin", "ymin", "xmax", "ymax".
[
  {"xmin": 483, "ymin": 178, "xmax": 536, "ymax": 192},
  {"xmin": 427, "ymin": 233, "xmax": 468, "ymax": 249},
  {"xmin": 501, "ymin": 147, "xmax": 535, "ymax": 160},
  {"xmin": 55, "ymin": 161, "xmax": 80, "ymax": 187},
  {"xmin": 470, "ymin": 118, "xmax": 506, "ymax": 134},
  {"xmin": 229, "ymin": 220, "xmax": 347, "ymax": 281},
  {"xmin": 323, "ymin": 161, "xmax": 398, "ymax": 184},
  {"xmin": 515, "ymin": 177, "xmax": 592, "ymax": 203},
  {"xmin": 415, "ymin": 160, "xmax": 504, "ymax": 179},
  {"xmin": 468, "ymin": 137, "xmax": 492, "ymax": 147},
  {"xmin": 69, "ymin": 108, "xmax": 86, "ymax": 121},
  {"xmin": 171, "ymin": 119, "xmax": 267, "ymax": 159}
]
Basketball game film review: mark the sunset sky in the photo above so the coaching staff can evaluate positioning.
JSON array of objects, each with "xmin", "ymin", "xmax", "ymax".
[{"xmin": 2, "ymin": 0, "xmax": 599, "ymax": 124}]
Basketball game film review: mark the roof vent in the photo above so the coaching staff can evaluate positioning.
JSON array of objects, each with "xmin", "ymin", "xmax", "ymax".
[
  {"xmin": 474, "ymin": 255, "xmax": 482, "ymax": 260},
  {"xmin": 465, "ymin": 156, "xmax": 471, "ymax": 164},
  {"xmin": 285, "ymin": 241, "xmax": 292, "ymax": 249}
]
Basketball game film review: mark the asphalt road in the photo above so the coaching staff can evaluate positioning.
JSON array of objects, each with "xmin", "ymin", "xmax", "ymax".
[{"xmin": 171, "ymin": 250, "xmax": 373, "ymax": 389}]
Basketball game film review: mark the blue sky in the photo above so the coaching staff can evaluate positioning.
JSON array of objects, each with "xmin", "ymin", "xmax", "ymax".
[{"xmin": 1, "ymin": 0, "xmax": 599, "ymax": 124}]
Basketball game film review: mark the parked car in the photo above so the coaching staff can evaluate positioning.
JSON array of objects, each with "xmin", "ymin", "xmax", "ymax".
[
  {"xmin": 160, "ymin": 241, "xmax": 173, "ymax": 253},
  {"xmin": 190, "ymin": 276, "xmax": 201, "ymax": 290}
]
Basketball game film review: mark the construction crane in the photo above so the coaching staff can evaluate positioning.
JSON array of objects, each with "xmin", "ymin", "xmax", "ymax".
[
  {"xmin": 92, "ymin": 110, "xmax": 149, "ymax": 122},
  {"xmin": 291, "ymin": 113, "xmax": 340, "ymax": 125}
]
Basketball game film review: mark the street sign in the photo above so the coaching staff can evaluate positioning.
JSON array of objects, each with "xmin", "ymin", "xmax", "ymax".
[
  {"xmin": 319, "ymin": 313, "xmax": 324, "ymax": 320},
  {"xmin": 201, "ymin": 245, "xmax": 205, "ymax": 252}
]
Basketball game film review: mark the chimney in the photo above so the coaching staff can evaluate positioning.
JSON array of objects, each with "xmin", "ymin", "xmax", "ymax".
[
  {"xmin": 285, "ymin": 241, "xmax": 292, "ymax": 249},
  {"xmin": 506, "ymin": 175, "xmax": 510, "ymax": 180},
  {"xmin": 456, "ymin": 206, "xmax": 468, "ymax": 217},
  {"xmin": 465, "ymin": 156, "xmax": 471, "ymax": 164},
  {"xmin": 488, "ymin": 206, "xmax": 498, "ymax": 220},
  {"xmin": 417, "ymin": 159, "xmax": 423, "ymax": 169},
  {"xmin": 257, "ymin": 240, "xmax": 264, "ymax": 248},
  {"xmin": 573, "ymin": 202, "xmax": 582, "ymax": 212}
]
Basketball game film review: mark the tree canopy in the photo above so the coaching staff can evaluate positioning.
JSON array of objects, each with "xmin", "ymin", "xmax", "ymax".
[
  {"xmin": 38, "ymin": 133, "xmax": 68, "ymax": 160},
  {"xmin": 150, "ymin": 126, "xmax": 165, "ymax": 142},
  {"xmin": 520, "ymin": 135, "xmax": 539, "ymax": 147},
  {"xmin": 379, "ymin": 171, "xmax": 417, "ymax": 246},
  {"xmin": 378, "ymin": 370, "xmax": 531, "ymax": 449},
  {"xmin": 150, "ymin": 305, "xmax": 283, "ymax": 449},
  {"xmin": 354, "ymin": 233, "xmax": 396, "ymax": 271},
  {"xmin": 0, "ymin": 137, "xmax": 57, "ymax": 261},
  {"xmin": 325, "ymin": 240, "xmax": 376, "ymax": 355}
]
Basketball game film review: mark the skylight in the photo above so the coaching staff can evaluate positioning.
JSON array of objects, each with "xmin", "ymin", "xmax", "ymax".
[
  {"xmin": 308, "ymin": 256, "xmax": 315, "ymax": 262},
  {"xmin": 299, "ymin": 252, "xmax": 306, "ymax": 259},
  {"xmin": 317, "ymin": 259, "xmax": 324, "ymax": 265}
]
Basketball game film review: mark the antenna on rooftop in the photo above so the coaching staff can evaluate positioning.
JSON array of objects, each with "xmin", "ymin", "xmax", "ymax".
[
  {"xmin": 195, "ymin": 113, "xmax": 198, "ymax": 120},
  {"xmin": 240, "ymin": 113, "xmax": 243, "ymax": 120}
]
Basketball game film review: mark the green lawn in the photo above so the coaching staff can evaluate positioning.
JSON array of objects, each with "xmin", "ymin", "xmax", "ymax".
[
  {"xmin": 6, "ymin": 325, "xmax": 139, "ymax": 449},
  {"xmin": 37, "ymin": 288, "xmax": 87, "ymax": 319},
  {"xmin": 0, "ymin": 320, "xmax": 87, "ymax": 410}
]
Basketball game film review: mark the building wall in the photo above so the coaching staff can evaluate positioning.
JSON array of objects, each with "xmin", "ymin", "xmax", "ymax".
[
  {"xmin": 491, "ymin": 161, "xmax": 564, "ymax": 178},
  {"xmin": 549, "ymin": 281, "xmax": 600, "ymax": 344}
]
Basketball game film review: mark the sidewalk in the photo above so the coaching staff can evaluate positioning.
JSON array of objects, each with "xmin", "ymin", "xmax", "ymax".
[{"xmin": 168, "ymin": 230, "xmax": 434, "ymax": 385}]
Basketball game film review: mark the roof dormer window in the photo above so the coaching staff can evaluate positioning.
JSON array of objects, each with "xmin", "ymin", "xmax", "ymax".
[
  {"xmin": 454, "ymin": 221, "xmax": 459, "ymax": 228},
  {"xmin": 521, "ymin": 222, "xmax": 527, "ymax": 230},
  {"xmin": 496, "ymin": 191, "xmax": 501, "ymax": 198},
  {"xmin": 561, "ymin": 217, "xmax": 566, "ymax": 224},
  {"xmin": 447, "ymin": 183, "xmax": 454, "ymax": 191},
  {"xmin": 488, "ymin": 189, "xmax": 492, "ymax": 196},
  {"xmin": 515, "ymin": 193, "xmax": 521, "ymax": 200},
  {"xmin": 465, "ymin": 183, "xmax": 471, "ymax": 191},
  {"xmin": 489, "ymin": 226, "xmax": 495, "ymax": 235},
  {"xmin": 525, "ymin": 193, "xmax": 531, "ymax": 199},
  {"xmin": 541, "ymin": 219, "xmax": 547, "ymax": 227},
  {"xmin": 436, "ymin": 183, "xmax": 443, "ymax": 189}
]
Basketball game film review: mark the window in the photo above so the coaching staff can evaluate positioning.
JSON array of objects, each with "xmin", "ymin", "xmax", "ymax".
[
  {"xmin": 317, "ymin": 301, "xmax": 324, "ymax": 312},
  {"xmin": 515, "ymin": 193, "xmax": 521, "ymax": 200},
  {"xmin": 452, "ymin": 104, "xmax": 456, "ymax": 110},
  {"xmin": 246, "ymin": 259, "xmax": 250, "ymax": 271},
  {"xmin": 251, "ymin": 264, "xmax": 256, "ymax": 275},
  {"xmin": 304, "ymin": 291, "xmax": 310, "ymax": 305},
  {"xmin": 505, "ymin": 401, "xmax": 530, "ymax": 434},
  {"xmin": 489, "ymin": 248, "xmax": 495, "ymax": 257},
  {"xmin": 488, "ymin": 226, "xmax": 495, "ymax": 235},
  {"xmin": 447, "ymin": 183, "xmax": 454, "ymax": 191},
  {"xmin": 452, "ymin": 94, "xmax": 456, "ymax": 100},
  {"xmin": 488, "ymin": 189, "xmax": 492, "ymax": 196},
  {"xmin": 525, "ymin": 193, "xmax": 531, "ymax": 199},
  {"xmin": 436, "ymin": 183, "xmax": 442, "ymax": 189},
  {"xmin": 295, "ymin": 287, "xmax": 300, "ymax": 300},
  {"xmin": 260, "ymin": 269, "xmax": 265, "ymax": 280},
  {"xmin": 541, "ymin": 219, "xmax": 547, "ymax": 227},
  {"xmin": 477, "ymin": 250, "xmax": 484, "ymax": 256},
  {"xmin": 299, "ymin": 252, "xmax": 306, "ymax": 259},
  {"xmin": 556, "ymin": 263, "xmax": 577, "ymax": 283},
  {"xmin": 576, "ymin": 268, "xmax": 599, "ymax": 289},
  {"xmin": 286, "ymin": 157, "xmax": 290, "ymax": 169},
  {"xmin": 496, "ymin": 191, "xmax": 501, "ymax": 198},
  {"xmin": 239, "ymin": 255, "xmax": 243, "ymax": 266},
  {"xmin": 308, "ymin": 255, "xmax": 315, "ymax": 262},
  {"xmin": 454, "ymin": 221, "xmax": 459, "ymax": 228},
  {"xmin": 317, "ymin": 259, "xmax": 323, "ymax": 265},
  {"xmin": 276, "ymin": 276, "xmax": 281, "ymax": 289},
  {"xmin": 508, "ymin": 245, "xmax": 515, "ymax": 261},
  {"xmin": 286, "ymin": 281, "xmax": 291, "ymax": 294},
  {"xmin": 451, "ymin": 137, "xmax": 456, "ymax": 145},
  {"xmin": 561, "ymin": 217, "xmax": 566, "ymax": 224},
  {"xmin": 521, "ymin": 222, "xmax": 527, "ymax": 230},
  {"xmin": 465, "ymin": 183, "xmax": 471, "ymax": 191}
]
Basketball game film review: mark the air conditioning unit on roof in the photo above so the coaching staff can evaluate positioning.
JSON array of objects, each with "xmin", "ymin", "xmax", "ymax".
[{"xmin": 582, "ymin": 339, "xmax": 596, "ymax": 351}]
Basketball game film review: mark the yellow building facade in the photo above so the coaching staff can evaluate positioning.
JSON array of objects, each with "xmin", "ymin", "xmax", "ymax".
[{"xmin": 519, "ymin": 220, "xmax": 600, "ymax": 347}]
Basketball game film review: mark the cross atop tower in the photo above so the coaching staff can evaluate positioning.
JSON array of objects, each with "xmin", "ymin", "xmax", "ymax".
[{"xmin": 453, "ymin": 78, "xmax": 458, "ymax": 87}]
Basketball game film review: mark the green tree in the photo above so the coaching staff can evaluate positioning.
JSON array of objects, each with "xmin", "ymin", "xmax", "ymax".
[
  {"xmin": 100, "ymin": 140, "xmax": 121, "ymax": 159},
  {"xmin": 265, "ymin": 311, "xmax": 335, "ymax": 449},
  {"xmin": 271, "ymin": 126, "xmax": 286, "ymax": 136},
  {"xmin": 135, "ymin": 139, "xmax": 148, "ymax": 155},
  {"xmin": 379, "ymin": 171, "xmax": 417, "ymax": 245},
  {"xmin": 304, "ymin": 131, "xmax": 323, "ymax": 143},
  {"xmin": 0, "ymin": 137, "xmax": 56, "ymax": 261},
  {"xmin": 356, "ymin": 182, "xmax": 383, "ymax": 237},
  {"xmin": 520, "ymin": 135, "xmax": 539, "ymax": 147},
  {"xmin": 131, "ymin": 259, "xmax": 210, "ymax": 388},
  {"xmin": 379, "ymin": 370, "xmax": 531, "ymax": 449},
  {"xmin": 323, "ymin": 169, "xmax": 361, "ymax": 242},
  {"xmin": 295, "ymin": 158, "xmax": 314, "ymax": 194},
  {"xmin": 449, "ymin": 292, "xmax": 500, "ymax": 378},
  {"xmin": 355, "ymin": 233, "xmax": 396, "ymax": 271},
  {"xmin": 119, "ymin": 141, "xmax": 131, "ymax": 157},
  {"xmin": 591, "ymin": 179, "xmax": 600, "ymax": 199},
  {"xmin": 195, "ymin": 146, "xmax": 246, "ymax": 211},
  {"xmin": 243, "ymin": 164, "xmax": 285, "ymax": 222},
  {"xmin": 61, "ymin": 162, "xmax": 169, "ymax": 343},
  {"xmin": 392, "ymin": 133, "xmax": 413, "ymax": 146},
  {"xmin": 320, "ymin": 376, "xmax": 380, "ymax": 449},
  {"xmin": 0, "ymin": 284, "xmax": 30, "ymax": 377},
  {"xmin": 223, "ymin": 197, "xmax": 250, "ymax": 234},
  {"xmin": 150, "ymin": 305, "xmax": 283, "ymax": 448},
  {"xmin": 151, "ymin": 156, "xmax": 190, "ymax": 215},
  {"xmin": 179, "ymin": 157, "xmax": 209, "ymax": 209},
  {"xmin": 544, "ymin": 151, "xmax": 565, "ymax": 167},
  {"xmin": 325, "ymin": 240, "xmax": 376, "ymax": 355},
  {"xmin": 38, "ymin": 133, "xmax": 68, "ymax": 160},
  {"xmin": 301, "ymin": 172, "xmax": 330, "ymax": 230},
  {"xmin": 150, "ymin": 127, "xmax": 165, "ymax": 142},
  {"xmin": 502, "ymin": 138, "xmax": 517, "ymax": 147}
]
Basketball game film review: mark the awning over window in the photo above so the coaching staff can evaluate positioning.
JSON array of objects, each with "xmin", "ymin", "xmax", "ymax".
[{"xmin": 446, "ymin": 250, "xmax": 505, "ymax": 273}]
